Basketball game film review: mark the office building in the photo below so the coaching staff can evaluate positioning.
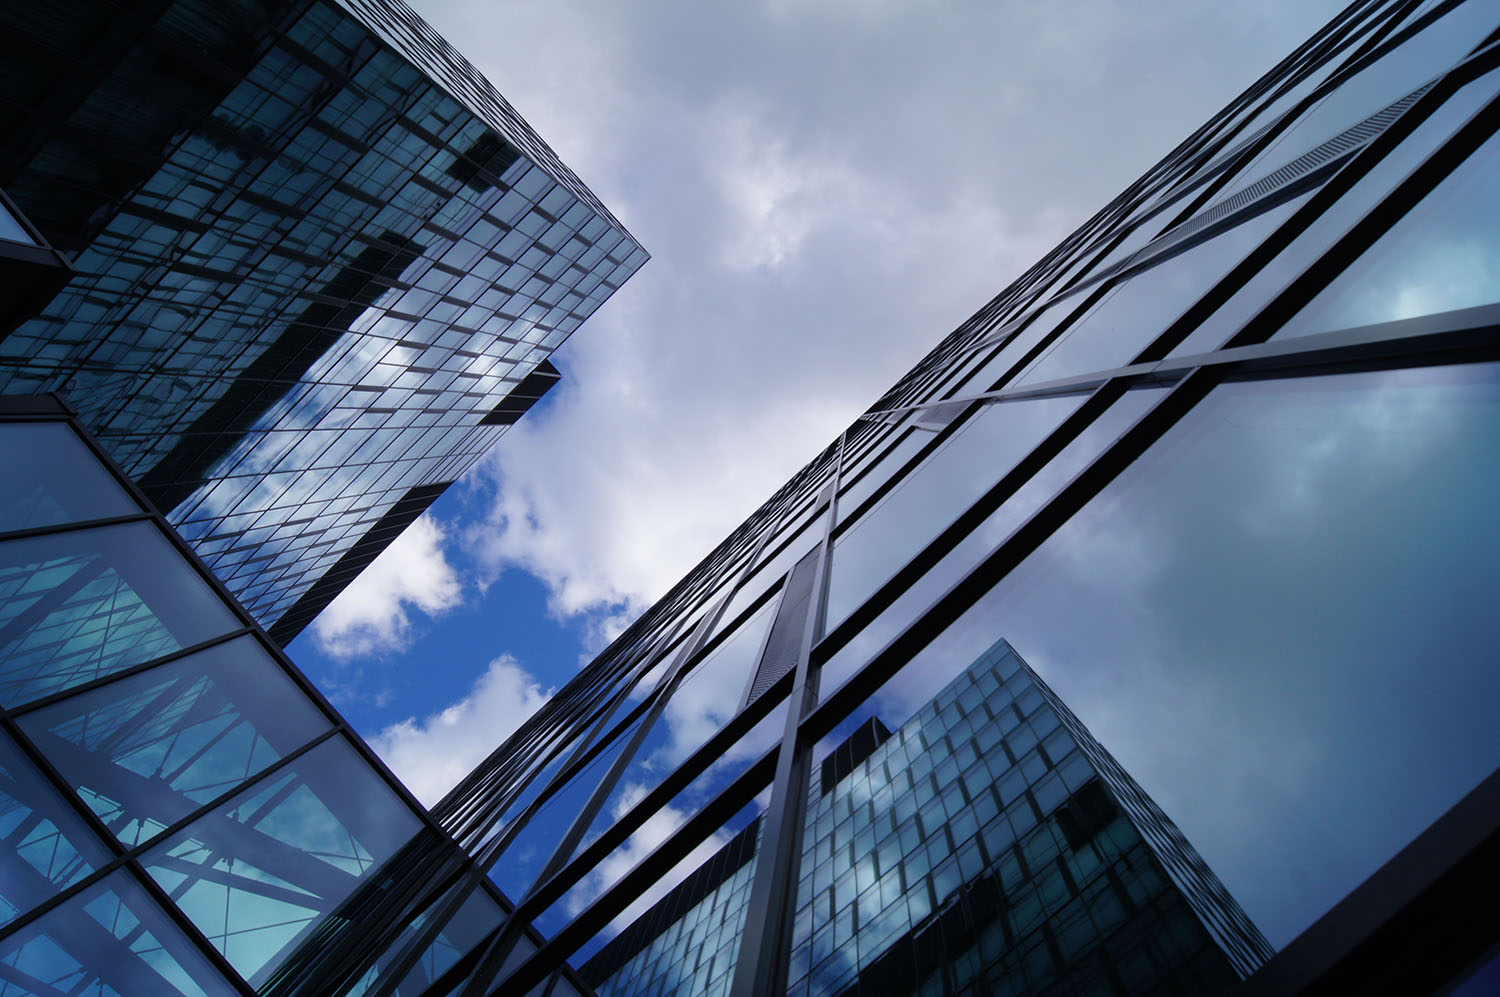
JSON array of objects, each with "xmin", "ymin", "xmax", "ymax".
[
  {"xmin": 0, "ymin": 396, "xmax": 592, "ymax": 996},
  {"xmin": 4, "ymin": 0, "xmax": 1500, "ymax": 995},
  {"xmin": 581, "ymin": 640, "xmax": 1270, "ymax": 997},
  {"xmin": 0, "ymin": 0, "xmax": 647, "ymax": 643}
]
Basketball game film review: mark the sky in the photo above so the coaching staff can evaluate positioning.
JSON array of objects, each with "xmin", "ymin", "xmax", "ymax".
[{"xmin": 278, "ymin": 0, "xmax": 1382, "ymax": 950}]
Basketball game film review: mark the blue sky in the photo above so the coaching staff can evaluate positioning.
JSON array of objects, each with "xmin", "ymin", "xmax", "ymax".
[{"xmin": 281, "ymin": 0, "xmax": 1387, "ymax": 953}]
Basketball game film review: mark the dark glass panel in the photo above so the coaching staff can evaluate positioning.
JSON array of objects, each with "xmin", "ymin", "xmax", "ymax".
[
  {"xmin": 0, "ymin": 422, "xmax": 138, "ymax": 533},
  {"xmin": 0, "ymin": 868, "xmax": 231, "ymax": 995},
  {"xmin": 18, "ymin": 634, "xmax": 331, "ymax": 848},
  {"xmin": 0, "ymin": 522, "xmax": 240, "ymax": 708},
  {"xmin": 0, "ymin": 729, "xmax": 110, "ymax": 929}
]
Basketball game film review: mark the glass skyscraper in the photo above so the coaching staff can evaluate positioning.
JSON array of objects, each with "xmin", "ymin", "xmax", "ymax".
[
  {"xmin": 582, "ymin": 640, "xmax": 1270, "ymax": 997},
  {"xmin": 0, "ymin": 0, "xmax": 647, "ymax": 643},
  {"xmin": 3, "ymin": 0, "xmax": 1500, "ymax": 994}
]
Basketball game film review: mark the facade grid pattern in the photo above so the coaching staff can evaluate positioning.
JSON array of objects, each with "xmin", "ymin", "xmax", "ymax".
[{"xmin": 0, "ymin": 0, "xmax": 647, "ymax": 640}]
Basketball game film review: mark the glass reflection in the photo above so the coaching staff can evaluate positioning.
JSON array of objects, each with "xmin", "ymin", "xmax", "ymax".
[
  {"xmin": 0, "ymin": 522, "xmax": 239, "ymax": 708},
  {"xmin": 0, "ymin": 729, "xmax": 110, "ymax": 929},
  {"xmin": 0, "ymin": 869, "xmax": 229, "ymax": 996},
  {"xmin": 828, "ymin": 394, "xmax": 1086, "ymax": 631},
  {"xmin": 18, "ymin": 634, "xmax": 331, "ymax": 847},
  {"xmin": 142, "ymin": 735, "xmax": 420, "ymax": 984},
  {"xmin": 1275, "ymin": 128, "xmax": 1500, "ymax": 339},
  {"xmin": 874, "ymin": 361, "xmax": 1500, "ymax": 949},
  {"xmin": 0, "ymin": 423, "xmax": 138, "ymax": 533}
]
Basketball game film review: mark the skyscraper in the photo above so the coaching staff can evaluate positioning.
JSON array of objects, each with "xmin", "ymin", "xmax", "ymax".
[
  {"xmin": 0, "ymin": 0, "xmax": 647, "ymax": 643},
  {"xmin": 3, "ymin": 0, "xmax": 1500, "ymax": 994},
  {"xmin": 581, "ymin": 640, "xmax": 1271, "ymax": 997}
]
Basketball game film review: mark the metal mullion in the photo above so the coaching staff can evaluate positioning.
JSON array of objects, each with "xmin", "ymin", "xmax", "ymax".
[
  {"xmin": 1, "ymin": 627, "xmax": 254, "ymax": 719},
  {"xmin": 469, "ymin": 584, "xmax": 759, "ymax": 996},
  {"xmin": 728, "ymin": 458, "xmax": 841, "ymax": 997},
  {"xmin": 0, "ymin": 716, "xmax": 339, "ymax": 944},
  {"xmin": 517, "ymin": 663, "xmax": 795, "ymax": 932},
  {"xmin": 802, "ymin": 368, "xmax": 1219, "ymax": 777},
  {"xmin": 0, "ymin": 511, "xmax": 154, "ymax": 547},
  {"xmin": 477, "ymin": 738, "xmax": 781, "ymax": 997}
]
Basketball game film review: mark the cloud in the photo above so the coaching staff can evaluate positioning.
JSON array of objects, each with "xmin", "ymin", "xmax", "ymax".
[
  {"xmin": 419, "ymin": 0, "xmax": 1346, "ymax": 645},
  {"xmin": 310, "ymin": 516, "xmax": 462, "ymax": 659},
  {"xmin": 371, "ymin": 654, "xmax": 553, "ymax": 806}
]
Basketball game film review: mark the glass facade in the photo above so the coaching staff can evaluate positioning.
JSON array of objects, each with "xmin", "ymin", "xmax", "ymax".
[
  {"xmin": 583, "ymin": 641, "xmax": 1268, "ymax": 997},
  {"xmin": 4, "ymin": 0, "xmax": 1500, "ymax": 995},
  {"xmin": 0, "ymin": 0, "xmax": 647, "ymax": 643},
  {"xmin": 300, "ymin": 2, "xmax": 1494, "ymax": 994},
  {"xmin": 0, "ymin": 398, "xmax": 589, "ymax": 996}
]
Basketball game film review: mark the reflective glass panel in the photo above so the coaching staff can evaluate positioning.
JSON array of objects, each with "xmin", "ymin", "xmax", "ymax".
[
  {"xmin": 827, "ymin": 393, "xmax": 1086, "ymax": 631},
  {"xmin": 0, "ymin": 522, "xmax": 240, "ymax": 708},
  {"xmin": 142, "ymin": 735, "xmax": 421, "ymax": 985},
  {"xmin": 1274, "ymin": 127, "xmax": 1500, "ymax": 339},
  {"xmin": 0, "ymin": 423, "xmax": 138, "ymax": 533},
  {"xmin": 0, "ymin": 729, "xmax": 110, "ymax": 928},
  {"xmin": 18, "ymin": 635, "xmax": 332, "ymax": 847},
  {"xmin": 876, "ymin": 361, "xmax": 1500, "ymax": 950},
  {"xmin": 1015, "ymin": 191, "xmax": 1312, "ymax": 386},
  {"xmin": 0, "ymin": 868, "xmax": 231, "ymax": 995}
]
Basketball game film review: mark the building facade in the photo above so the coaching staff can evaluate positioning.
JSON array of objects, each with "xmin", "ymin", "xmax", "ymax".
[
  {"xmin": 318, "ymin": 0, "xmax": 1495, "ymax": 993},
  {"xmin": 3, "ymin": 0, "xmax": 1500, "ymax": 995},
  {"xmin": 582, "ymin": 641, "xmax": 1270, "ymax": 997},
  {"xmin": 0, "ymin": 396, "xmax": 593, "ymax": 996},
  {"xmin": 0, "ymin": 0, "xmax": 646, "ymax": 643}
]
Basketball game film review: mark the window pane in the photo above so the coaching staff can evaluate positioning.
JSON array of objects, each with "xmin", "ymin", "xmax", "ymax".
[
  {"xmin": 889, "ymin": 361, "xmax": 1500, "ymax": 949},
  {"xmin": 0, "ymin": 729, "xmax": 111, "ymax": 928},
  {"xmin": 18, "ymin": 634, "xmax": 332, "ymax": 848},
  {"xmin": 141, "ymin": 735, "xmax": 421, "ymax": 985},
  {"xmin": 1274, "ymin": 127, "xmax": 1500, "ymax": 339},
  {"xmin": 1014, "ymin": 190, "xmax": 1311, "ymax": 387},
  {"xmin": 828, "ymin": 393, "xmax": 1085, "ymax": 631},
  {"xmin": 0, "ymin": 868, "xmax": 233, "ymax": 995},
  {"xmin": 0, "ymin": 422, "xmax": 138, "ymax": 533},
  {"xmin": 0, "ymin": 522, "xmax": 240, "ymax": 707}
]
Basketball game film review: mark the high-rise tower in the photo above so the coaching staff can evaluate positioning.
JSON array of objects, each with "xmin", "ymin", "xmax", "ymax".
[{"xmin": 0, "ymin": 0, "xmax": 646, "ymax": 642}]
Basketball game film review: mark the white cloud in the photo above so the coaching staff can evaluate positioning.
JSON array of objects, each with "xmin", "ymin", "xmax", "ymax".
[
  {"xmin": 311, "ymin": 516, "xmax": 462, "ymax": 660},
  {"xmin": 371, "ymin": 654, "xmax": 553, "ymax": 806}
]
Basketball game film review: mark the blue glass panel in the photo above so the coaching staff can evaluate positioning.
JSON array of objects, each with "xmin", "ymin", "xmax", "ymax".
[
  {"xmin": 0, "ymin": 868, "xmax": 232, "ymax": 995},
  {"xmin": 18, "ymin": 634, "xmax": 332, "ymax": 848},
  {"xmin": 1274, "ymin": 128, "xmax": 1500, "ymax": 339},
  {"xmin": 909, "ymin": 361, "xmax": 1500, "ymax": 949},
  {"xmin": 828, "ymin": 393, "xmax": 1086, "ymax": 631},
  {"xmin": 141, "ymin": 735, "xmax": 421, "ymax": 985},
  {"xmin": 0, "ymin": 730, "xmax": 110, "ymax": 929},
  {"xmin": 0, "ymin": 423, "xmax": 138, "ymax": 533},
  {"xmin": 0, "ymin": 522, "xmax": 240, "ymax": 708}
]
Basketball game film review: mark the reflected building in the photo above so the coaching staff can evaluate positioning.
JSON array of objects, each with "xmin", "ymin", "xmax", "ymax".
[
  {"xmin": 4, "ymin": 0, "xmax": 1500, "ymax": 995},
  {"xmin": 581, "ymin": 641, "xmax": 1270, "ymax": 997},
  {"xmin": 0, "ymin": 0, "xmax": 647, "ymax": 643}
]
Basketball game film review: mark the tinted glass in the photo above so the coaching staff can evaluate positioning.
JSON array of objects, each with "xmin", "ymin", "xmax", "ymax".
[
  {"xmin": 18, "ymin": 634, "xmax": 331, "ymax": 847},
  {"xmin": 0, "ymin": 422, "xmax": 138, "ymax": 533},
  {"xmin": 0, "ymin": 522, "xmax": 240, "ymax": 707}
]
